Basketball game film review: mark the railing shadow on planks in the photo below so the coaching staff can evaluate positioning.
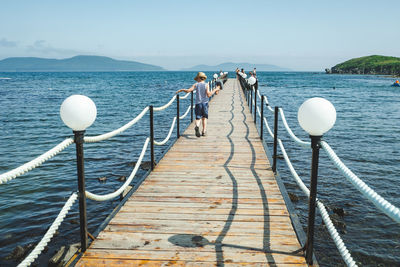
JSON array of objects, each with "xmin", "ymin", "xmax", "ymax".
[
  {"xmin": 0, "ymin": 75, "xmax": 227, "ymax": 267},
  {"xmin": 237, "ymin": 73, "xmax": 400, "ymax": 267}
]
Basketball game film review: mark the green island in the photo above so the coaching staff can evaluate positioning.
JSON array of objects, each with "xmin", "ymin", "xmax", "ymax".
[{"xmin": 326, "ymin": 55, "xmax": 400, "ymax": 76}]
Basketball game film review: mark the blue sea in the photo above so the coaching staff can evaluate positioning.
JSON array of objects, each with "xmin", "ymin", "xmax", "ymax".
[{"xmin": 0, "ymin": 71, "xmax": 399, "ymax": 266}]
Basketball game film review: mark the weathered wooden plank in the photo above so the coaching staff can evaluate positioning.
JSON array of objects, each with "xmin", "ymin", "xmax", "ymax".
[{"xmin": 80, "ymin": 249, "xmax": 306, "ymax": 264}]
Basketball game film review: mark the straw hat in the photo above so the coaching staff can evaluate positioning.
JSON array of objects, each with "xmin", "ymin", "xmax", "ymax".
[{"xmin": 194, "ymin": 72, "xmax": 207, "ymax": 81}]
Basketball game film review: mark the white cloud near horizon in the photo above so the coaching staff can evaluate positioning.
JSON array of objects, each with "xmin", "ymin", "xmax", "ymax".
[{"xmin": 0, "ymin": 38, "xmax": 17, "ymax": 48}]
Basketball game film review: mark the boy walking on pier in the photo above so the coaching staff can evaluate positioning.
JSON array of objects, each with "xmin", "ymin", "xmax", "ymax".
[{"xmin": 176, "ymin": 72, "xmax": 220, "ymax": 137}]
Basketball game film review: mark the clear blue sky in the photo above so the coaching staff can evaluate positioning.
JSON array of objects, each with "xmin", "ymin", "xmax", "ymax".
[{"xmin": 1, "ymin": 0, "xmax": 399, "ymax": 70}]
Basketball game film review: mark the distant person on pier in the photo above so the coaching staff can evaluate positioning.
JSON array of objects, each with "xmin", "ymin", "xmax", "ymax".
[
  {"xmin": 176, "ymin": 72, "xmax": 220, "ymax": 137},
  {"xmin": 253, "ymin": 68, "xmax": 257, "ymax": 77}
]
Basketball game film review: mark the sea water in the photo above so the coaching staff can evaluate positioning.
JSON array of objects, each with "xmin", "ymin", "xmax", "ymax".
[{"xmin": 0, "ymin": 71, "xmax": 398, "ymax": 266}]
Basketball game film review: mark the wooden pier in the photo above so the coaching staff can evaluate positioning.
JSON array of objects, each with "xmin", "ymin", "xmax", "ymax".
[{"xmin": 76, "ymin": 79, "xmax": 307, "ymax": 266}]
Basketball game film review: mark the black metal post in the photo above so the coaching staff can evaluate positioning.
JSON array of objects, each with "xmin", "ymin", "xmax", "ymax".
[
  {"xmin": 254, "ymin": 85, "xmax": 257, "ymax": 122},
  {"xmin": 272, "ymin": 106, "xmax": 278, "ymax": 173},
  {"xmin": 190, "ymin": 91, "xmax": 193, "ymax": 123},
  {"xmin": 260, "ymin": 95, "xmax": 264, "ymax": 140},
  {"xmin": 250, "ymin": 87, "xmax": 253, "ymax": 112},
  {"xmin": 176, "ymin": 95, "xmax": 180, "ymax": 138},
  {"xmin": 149, "ymin": 105, "xmax": 155, "ymax": 170},
  {"xmin": 305, "ymin": 135, "xmax": 322, "ymax": 265},
  {"xmin": 73, "ymin": 130, "xmax": 88, "ymax": 252}
]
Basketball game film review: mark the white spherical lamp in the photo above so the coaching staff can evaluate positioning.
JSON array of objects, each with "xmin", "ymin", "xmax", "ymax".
[
  {"xmin": 60, "ymin": 95, "xmax": 97, "ymax": 131},
  {"xmin": 298, "ymin": 97, "xmax": 336, "ymax": 136},
  {"xmin": 248, "ymin": 76, "xmax": 256, "ymax": 85},
  {"xmin": 213, "ymin": 73, "xmax": 218, "ymax": 79}
]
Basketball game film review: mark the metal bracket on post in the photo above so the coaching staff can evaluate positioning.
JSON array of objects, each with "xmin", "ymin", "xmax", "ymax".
[
  {"xmin": 149, "ymin": 105, "xmax": 155, "ymax": 170},
  {"xmin": 272, "ymin": 106, "xmax": 278, "ymax": 173},
  {"xmin": 176, "ymin": 95, "xmax": 180, "ymax": 138},
  {"xmin": 73, "ymin": 130, "xmax": 88, "ymax": 252}
]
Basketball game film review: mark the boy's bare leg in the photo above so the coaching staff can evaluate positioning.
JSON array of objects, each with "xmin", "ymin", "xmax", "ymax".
[
  {"xmin": 195, "ymin": 119, "xmax": 201, "ymax": 128},
  {"xmin": 201, "ymin": 118, "xmax": 207, "ymax": 134}
]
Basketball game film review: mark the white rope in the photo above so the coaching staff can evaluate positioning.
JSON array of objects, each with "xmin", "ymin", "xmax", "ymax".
[
  {"xmin": 257, "ymin": 89, "xmax": 261, "ymax": 100},
  {"xmin": 278, "ymin": 139, "xmax": 309, "ymax": 195},
  {"xmin": 84, "ymin": 107, "xmax": 149, "ymax": 143},
  {"xmin": 263, "ymin": 116, "xmax": 274, "ymax": 139},
  {"xmin": 85, "ymin": 138, "xmax": 149, "ymax": 201},
  {"xmin": 18, "ymin": 193, "xmax": 78, "ymax": 267},
  {"xmin": 278, "ymin": 108, "xmax": 310, "ymax": 148},
  {"xmin": 179, "ymin": 105, "xmax": 192, "ymax": 120},
  {"xmin": 154, "ymin": 118, "xmax": 176, "ymax": 146},
  {"xmin": 257, "ymin": 106, "xmax": 261, "ymax": 117},
  {"xmin": 0, "ymin": 138, "xmax": 74, "ymax": 184},
  {"xmin": 321, "ymin": 141, "xmax": 400, "ymax": 224},
  {"xmin": 278, "ymin": 139, "xmax": 357, "ymax": 267},
  {"xmin": 180, "ymin": 92, "xmax": 191, "ymax": 99},
  {"xmin": 153, "ymin": 95, "xmax": 176, "ymax": 111},
  {"xmin": 263, "ymin": 96, "xmax": 274, "ymax": 112}
]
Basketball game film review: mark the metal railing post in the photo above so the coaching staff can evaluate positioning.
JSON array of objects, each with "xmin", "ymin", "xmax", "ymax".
[
  {"xmin": 254, "ymin": 85, "xmax": 257, "ymax": 122},
  {"xmin": 149, "ymin": 105, "xmax": 155, "ymax": 170},
  {"xmin": 73, "ymin": 130, "xmax": 88, "ymax": 252},
  {"xmin": 190, "ymin": 91, "xmax": 193, "ymax": 123},
  {"xmin": 176, "ymin": 95, "xmax": 180, "ymax": 138},
  {"xmin": 305, "ymin": 135, "xmax": 322, "ymax": 265},
  {"xmin": 250, "ymin": 86, "xmax": 253, "ymax": 112},
  {"xmin": 272, "ymin": 106, "xmax": 278, "ymax": 173},
  {"xmin": 260, "ymin": 95, "xmax": 264, "ymax": 140}
]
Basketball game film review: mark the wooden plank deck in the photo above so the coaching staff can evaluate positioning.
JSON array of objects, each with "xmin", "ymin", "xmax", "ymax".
[{"xmin": 76, "ymin": 78, "xmax": 307, "ymax": 266}]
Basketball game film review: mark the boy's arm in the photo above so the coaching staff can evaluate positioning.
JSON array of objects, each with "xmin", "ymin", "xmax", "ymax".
[
  {"xmin": 176, "ymin": 84, "xmax": 196, "ymax": 94},
  {"xmin": 206, "ymin": 83, "xmax": 220, "ymax": 97}
]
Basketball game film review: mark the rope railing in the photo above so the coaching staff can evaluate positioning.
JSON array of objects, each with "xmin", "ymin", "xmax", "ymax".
[
  {"xmin": 242, "ymin": 75, "xmax": 400, "ymax": 265},
  {"xmin": 278, "ymin": 108, "xmax": 310, "ymax": 147},
  {"xmin": 321, "ymin": 141, "xmax": 400, "ymax": 224},
  {"xmin": 263, "ymin": 117, "xmax": 275, "ymax": 138},
  {"xmin": 277, "ymin": 139, "xmax": 357, "ymax": 266},
  {"xmin": 1, "ymin": 85, "xmax": 192, "ymax": 265},
  {"xmin": 154, "ymin": 118, "xmax": 176, "ymax": 146},
  {"xmin": 263, "ymin": 96, "xmax": 274, "ymax": 112},
  {"xmin": 86, "ymin": 138, "xmax": 149, "ymax": 201},
  {"xmin": 238, "ymin": 76, "xmax": 357, "ymax": 266},
  {"xmin": 18, "ymin": 193, "xmax": 78, "ymax": 267},
  {"xmin": 179, "ymin": 91, "xmax": 191, "ymax": 99},
  {"xmin": 0, "ymin": 138, "xmax": 74, "ymax": 184},
  {"xmin": 179, "ymin": 104, "xmax": 192, "ymax": 120},
  {"xmin": 153, "ymin": 95, "xmax": 176, "ymax": 111},
  {"xmin": 84, "ymin": 106, "xmax": 149, "ymax": 143}
]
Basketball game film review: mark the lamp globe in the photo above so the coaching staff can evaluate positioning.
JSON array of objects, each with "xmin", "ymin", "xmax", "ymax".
[
  {"xmin": 298, "ymin": 97, "xmax": 336, "ymax": 136},
  {"xmin": 248, "ymin": 76, "xmax": 256, "ymax": 85},
  {"xmin": 60, "ymin": 95, "xmax": 97, "ymax": 131}
]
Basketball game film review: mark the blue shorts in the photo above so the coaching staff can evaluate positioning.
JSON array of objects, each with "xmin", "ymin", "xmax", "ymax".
[{"xmin": 195, "ymin": 102, "xmax": 209, "ymax": 119}]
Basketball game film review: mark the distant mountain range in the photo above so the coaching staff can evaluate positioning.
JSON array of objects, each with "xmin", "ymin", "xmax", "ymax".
[
  {"xmin": 181, "ymin": 62, "xmax": 290, "ymax": 72},
  {"xmin": 0, "ymin": 55, "xmax": 164, "ymax": 72}
]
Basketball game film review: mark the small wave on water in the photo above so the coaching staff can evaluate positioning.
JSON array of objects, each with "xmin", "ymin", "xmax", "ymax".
[{"xmin": 0, "ymin": 77, "xmax": 11, "ymax": 80}]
